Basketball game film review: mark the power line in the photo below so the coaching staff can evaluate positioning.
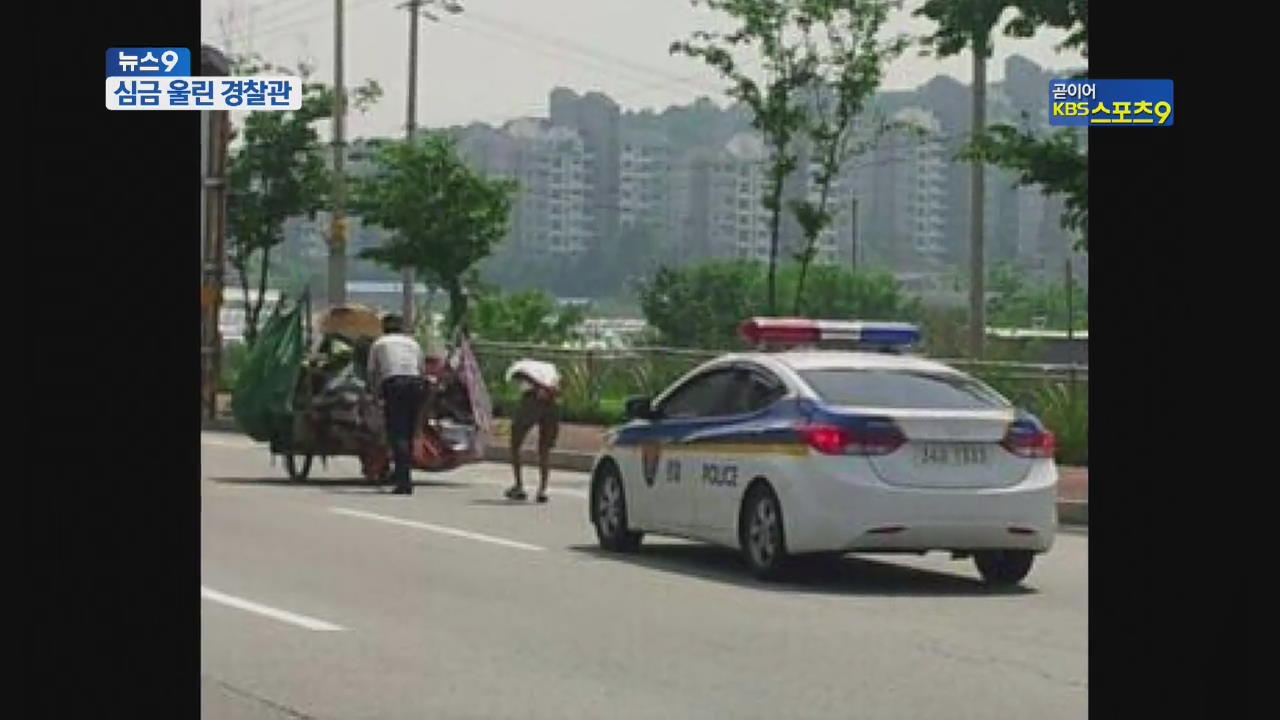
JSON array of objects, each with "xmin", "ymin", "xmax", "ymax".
[
  {"xmin": 433, "ymin": 15, "xmax": 720, "ymax": 101},
  {"xmin": 457, "ymin": 7, "xmax": 724, "ymax": 97},
  {"xmin": 247, "ymin": 0, "xmax": 321, "ymax": 31},
  {"xmin": 219, "ymin": 0, "xmax": 386, "ymax": 46}
]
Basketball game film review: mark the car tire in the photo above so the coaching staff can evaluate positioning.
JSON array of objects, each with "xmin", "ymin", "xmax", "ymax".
[
  {"xmin": 592, "ymin": 464, "xmax": 643, "ymax": 552},
  {"xmin": 974, "ymin": 550, "xmax": 1034, "ymax": 586},
  {"xmin": 285, "ymin": 453, "xmax": 313, "ymax": 482},
  {"xmin": 740, "ymin": 484, "xmax": 790, "ymax": 581}
]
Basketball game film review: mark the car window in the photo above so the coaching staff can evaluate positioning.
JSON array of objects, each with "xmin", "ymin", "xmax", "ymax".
[
  {"xmin": 797, "ymin": 368, "xmax": 1010, "ymax": 410},
  {"xmin": 720, "ymin": 367, "xmax": 786, "ymax": 416},
  {"xmin": 659, "ymin": 369, "xmax": 739, "ymax": 419}
]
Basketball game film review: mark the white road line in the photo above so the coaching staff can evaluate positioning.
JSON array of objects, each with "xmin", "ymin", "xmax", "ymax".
[
  {"xmin": 200, "ymin": 587, "xmax": 345, "ymax": 631},
  {"xmin": 330, "ymin": 508, "xmax": 546, "ymax": 552}
]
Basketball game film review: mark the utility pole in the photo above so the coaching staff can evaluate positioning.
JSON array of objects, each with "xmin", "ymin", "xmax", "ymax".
[
  {"xmin": 968, "ymin": 33, "xmax": 987, "ymax": 359},
  {"xmin": 398, "ymin": 0, "xmax": 462, "ymax": 329},
  {"xmin": 849, "ymin": 196, "xmax": 859, "ymax": 272},
  {"xmin": 401, "ymin": 0, "xmax": 422, "ymax": 328},
  {"xmin": 1065, "ymin": 257, "xmax": 1074, "ymax": 342},
  {"xmin": 328, "ymin": 0, "xmax": 348, "ymax": 307},
  {"xmin": 1066, "ymin": 256, "xmax": 1077, "ymax": 396}
]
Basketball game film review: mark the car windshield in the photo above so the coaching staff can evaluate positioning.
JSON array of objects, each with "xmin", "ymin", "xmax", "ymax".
[{"xmin": 797, "ymin": 368, "xmax": 1010, "ymax": 410}]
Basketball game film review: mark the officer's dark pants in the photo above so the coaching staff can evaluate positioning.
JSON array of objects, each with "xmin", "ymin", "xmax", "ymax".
[{"xmin": 382, "ymin": 376, "xmax": 427, "ymax": 492}]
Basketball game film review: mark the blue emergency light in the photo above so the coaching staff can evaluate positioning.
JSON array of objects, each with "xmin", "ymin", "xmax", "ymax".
[{"xmin": 739, "ymin": 317, "xmax": 921, "ymax": 350}]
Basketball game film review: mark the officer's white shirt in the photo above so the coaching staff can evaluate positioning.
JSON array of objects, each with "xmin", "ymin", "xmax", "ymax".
[{"xmin": 367, "ymin": 333, "xmax": 424, "ymax": 388}]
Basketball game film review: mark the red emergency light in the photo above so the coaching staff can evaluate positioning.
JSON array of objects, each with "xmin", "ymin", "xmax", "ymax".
[{"xmin": 738, "ymin": 317, "xmax": 921, "ymax": 350}]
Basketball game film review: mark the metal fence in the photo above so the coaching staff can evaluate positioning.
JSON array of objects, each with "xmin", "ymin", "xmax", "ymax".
[{"xmin": 470, "ymin": 339, "xmax": 1088, "ymax": 423}]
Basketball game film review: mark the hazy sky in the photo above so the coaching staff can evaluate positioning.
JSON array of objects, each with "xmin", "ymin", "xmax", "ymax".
[{"xmin": 203, "ymin": 0, "xmax": 1085, "ymax": 138}]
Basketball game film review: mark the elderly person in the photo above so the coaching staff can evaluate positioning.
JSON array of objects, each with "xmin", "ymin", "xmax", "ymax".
[{"xmin": 503, "ymin": 359, "xmax": 561, "ymax": 503}]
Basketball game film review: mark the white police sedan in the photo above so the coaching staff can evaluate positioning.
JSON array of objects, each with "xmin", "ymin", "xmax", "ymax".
[{"xmin": 588, "ymin": 318, "xmax": 1058, "ymax": 585}]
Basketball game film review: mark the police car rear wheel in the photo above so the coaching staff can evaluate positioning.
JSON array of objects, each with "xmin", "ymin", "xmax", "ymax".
[
  {"xmin": 741, "ymin": 485, "xmax": 789, "ymax": 580},
  {"xmin": 974, "ymin": 550, "xmax": 1034, "ymax": 586},
  {"xmin": 593, "ymin": 466, "xmax": 642, "ymax": 552}
]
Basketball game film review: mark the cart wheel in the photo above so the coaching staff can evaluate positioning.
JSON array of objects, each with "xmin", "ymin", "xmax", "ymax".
[{"xmin": 285, "ymin": 453, "xmax": 313, "ymax": 482}]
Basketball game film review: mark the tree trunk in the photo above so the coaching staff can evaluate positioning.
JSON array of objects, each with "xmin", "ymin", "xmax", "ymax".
[
  {"xmin": 234, "ymin": 255, "xmax": 254, "ymax": 347},
  {"xmin": 445, "ymin": 280, "xmax": 467, "ymax": 340},
  {"xmin": 248, "ymin": 246, "xmax": 273, "ymax": 348},
  {"xmin": 969, "ymin": 40, "xmax": 987, "ymax": 359},
  {"xmin": 793, "ymin": 182, "xmax": 834, "ymax": 315},
  {"xmin": 766, "ymin": 179, "xmax": 785, "ymax": 317}
]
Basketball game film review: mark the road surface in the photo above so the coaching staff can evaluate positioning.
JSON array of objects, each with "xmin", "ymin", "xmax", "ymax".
[{"xmin": 201, "ymin": 432, "xmax": 1087, "ymax": 720}]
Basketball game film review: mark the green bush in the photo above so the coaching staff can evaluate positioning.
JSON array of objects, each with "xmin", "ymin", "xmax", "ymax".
[
  {"xmin": 637, "ymin": 260, "xmax": 921, "ymax": 349},
  {"xmin": 966, "ymin": 367, "xmax": 1089, "ymax": 467},
  {"xmin": 1030, "ymin": 382, "xmax": 1088, "ymax": 466},
  {"xmin": 472, "ymin": 341, "xmax": 1088, "ymax": 465}
]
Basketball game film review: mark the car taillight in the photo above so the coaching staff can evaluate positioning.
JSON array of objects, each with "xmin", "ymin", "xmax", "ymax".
[
  {"xmin": 796, "ymin": 423, "xmax": 904, "ymax": 456},
  {"xmin": 1001, "ymin": 423, "xmax": 1056, "ymax": 459}
]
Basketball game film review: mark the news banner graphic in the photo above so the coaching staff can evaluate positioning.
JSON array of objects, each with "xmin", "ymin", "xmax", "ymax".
[
  {"xmin": 105, "ymin": 47, "xmax": 301, "ymax": 111},
  {"xmin": 1049, "ymin": 78, "xmax": 1174, "ymax": 127}
]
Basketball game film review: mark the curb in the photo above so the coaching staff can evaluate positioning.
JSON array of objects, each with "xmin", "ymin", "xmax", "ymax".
[
  {"xmin": 203, "ymin": 418, "xmax": 241, "ymax": 434},
  {"xmin": 1056, "ymin": 500, "xmax": 1088, "ymax": 526},
  {"xmin": 202, "ymin": 421, "xmax": 1087, "ymax": 526}
]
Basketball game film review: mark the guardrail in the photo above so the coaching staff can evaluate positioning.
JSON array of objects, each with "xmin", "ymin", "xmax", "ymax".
[
  {"xmin": 468, "ymin": 339, "xmax": 1088, "ymax": 467},
  {"xmin": 469, "ymin": 340, "xmax": 1088, "ymax": 382},
  {"xmin": 468, "ymin": 340, "xmax": 1087, "ymax": 412}
]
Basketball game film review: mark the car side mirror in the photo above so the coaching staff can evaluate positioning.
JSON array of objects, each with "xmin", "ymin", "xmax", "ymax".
[{"xmin": 624, "ymin": 395, "xmax": 658, "ymax": 421}]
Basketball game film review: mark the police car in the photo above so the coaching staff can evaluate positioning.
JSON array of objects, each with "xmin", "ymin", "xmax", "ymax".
[{"xmin": 588, "ymin": 318, "xmax": 1058, "ymax": 586}]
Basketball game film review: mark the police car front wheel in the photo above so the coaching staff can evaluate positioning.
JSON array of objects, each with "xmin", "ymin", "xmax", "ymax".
[
  {"xmin": 740, "ymin": 484, "xmax": 790, "ymax": 580},
  {"xmin": 592, "ymin": 465, "xmax": 643, "ymax": 552}
]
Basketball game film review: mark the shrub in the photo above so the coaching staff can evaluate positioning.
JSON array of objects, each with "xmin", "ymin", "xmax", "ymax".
[{"xmin": 1031, "ymin": 381, "xmax": 1088, "ymax": 466}]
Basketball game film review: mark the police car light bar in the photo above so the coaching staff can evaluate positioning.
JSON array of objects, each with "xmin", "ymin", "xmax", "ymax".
[{"xmin": 738, "ymin": 317, "xmax": 921, "ymax": 349}]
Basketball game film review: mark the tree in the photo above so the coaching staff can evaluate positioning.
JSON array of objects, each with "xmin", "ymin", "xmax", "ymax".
[
  {"xmin": 917, "ymin": 1, "xmax": 1088, "ymax": 250},
  {"xmin": 672, "ymin": 0, "xmax": 820, "ymax": 315},
  {"xmin": 787, "ymin": 0, "xmax": 910, "ymax": 314},
  {"xmin": 915, "ymin": 0, "xmax": 1008, "ymax": 359},
  {"xmin": 351, "ymin": 133, "xmax": 517, "ymax": 337},
  {"xmin": 637, "ymin": 260, "xmax": 920, "ymax": 349},
  {"xmin": 468, "ymin": 289, "xmax": 588, "ymax": 345},
  {"xmin": 225, "ymin": 55, "xmax": 381, "ymax": 346},
  {"xmin": 986, "ymin": 262, "xmax": 1087, "ymax": 330},
  {"xmin": 962, "ymin": 1, "xmax": 1089, "ymax": 249},
  {"xmin": 638, "ymin": 261, "xmax": 766, "ymax": 348}
]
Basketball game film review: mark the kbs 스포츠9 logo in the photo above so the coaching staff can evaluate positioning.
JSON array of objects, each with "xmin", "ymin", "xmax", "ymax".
[{"xmin": 1049, "ymin": 79, "xmax": 1173, "ymax": 127}]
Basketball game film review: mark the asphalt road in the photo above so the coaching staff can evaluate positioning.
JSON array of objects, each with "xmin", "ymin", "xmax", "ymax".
[{"xmin": 201, "ymin": 432, "xmax": 1088, "ymax": 720}]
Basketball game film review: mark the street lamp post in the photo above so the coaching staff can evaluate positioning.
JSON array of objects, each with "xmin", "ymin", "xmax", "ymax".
[{"xmin": 399, "ymin": 0, "xmax": 463, "ymax": 329}]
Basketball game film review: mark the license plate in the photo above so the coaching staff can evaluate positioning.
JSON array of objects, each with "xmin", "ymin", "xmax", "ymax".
[{"xmin": 914, "ymin": 443, "xmax": 989, "ymax": 466}]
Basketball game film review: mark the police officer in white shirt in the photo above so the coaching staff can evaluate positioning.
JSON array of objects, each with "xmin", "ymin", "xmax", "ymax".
[{"xmin": 367, "ymin": 314, "xmax": 426, "ymax": 495}]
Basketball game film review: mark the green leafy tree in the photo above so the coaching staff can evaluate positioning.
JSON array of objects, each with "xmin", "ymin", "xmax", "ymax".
[
  {"xmin": 638, "ymin": 261, "xmax": 765, "ymax": 348},
  {"xmin": 919, "ymin": 0, "xmax": 1089, "ymax": 249},
  {"xmin": 914, "ymin": 0, "xmax": 1008, "ymax": 358},
  {"xmin": 225, "ymin": 55, "xmax": 381, "ymax": 346},
  {"xmin": 785, "ymin": 262, "xmax": 922, "ymax": 320},
  {"xmin": 787, "ymin": 0, "xmax": 909, "ymax": 314},
  {"xmin": 637, "ymin": 260, "xmax": 919, "ymax": 349},
  {"xmin": 672, "ymin": 0, "xmax": 819, "ymax": 315},
  {"xmin": 469, "ymin": 289, "xmax": 587, "ymax": 345},
  {"xmin": 986, "ymin": 262, "xmax": 1087, "ymax": 329},
  {"xmin": 351, "ymin": 133, "xmax": 517, "ymax": 337}
]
